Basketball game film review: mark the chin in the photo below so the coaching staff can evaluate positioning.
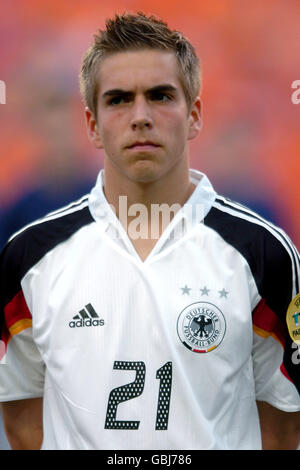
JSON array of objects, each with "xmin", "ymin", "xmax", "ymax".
[{"xmin": 128, "ymin": 160, "xmax": 162, "ymax": 183}]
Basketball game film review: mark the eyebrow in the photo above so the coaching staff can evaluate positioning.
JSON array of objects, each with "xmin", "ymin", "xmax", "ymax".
[{"xmin": 101, "ymin": 84, "xmax": 178, "ymax": 100}]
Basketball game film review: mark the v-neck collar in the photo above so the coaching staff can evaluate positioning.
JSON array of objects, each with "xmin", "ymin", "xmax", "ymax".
[{"xmin": 88, "ymin": 168, "xmax": 217, "ymax": 263}]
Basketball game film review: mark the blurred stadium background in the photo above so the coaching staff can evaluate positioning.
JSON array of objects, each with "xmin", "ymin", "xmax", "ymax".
[{"xmin": 0, "ymin": 0, "xmax": 299, "ymax": 449}]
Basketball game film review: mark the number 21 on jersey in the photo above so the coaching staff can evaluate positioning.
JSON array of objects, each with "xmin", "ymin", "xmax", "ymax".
[{"xmin": 105, "ymin": 361, "xmax": 172, "ymax": 430}]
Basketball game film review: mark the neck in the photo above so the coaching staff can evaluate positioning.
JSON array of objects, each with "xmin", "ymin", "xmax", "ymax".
[
  {"xmin": 103, "ymin": 160, "xmax": 195, "ymax": 218},
  {"xmin": 103, "ymin": 158, "xmax": 195, "ymax": 239}
]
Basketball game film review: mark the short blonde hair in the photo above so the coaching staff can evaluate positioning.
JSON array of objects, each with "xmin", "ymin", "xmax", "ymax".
[{"xmin": 79, "ymin": 12, "xmax": 201, "ymax": 118}]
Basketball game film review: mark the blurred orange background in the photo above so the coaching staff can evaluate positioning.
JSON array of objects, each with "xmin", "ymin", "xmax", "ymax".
[{"xmin": 0, "ymin": 0, "xmax": 300, "ymax": 247}]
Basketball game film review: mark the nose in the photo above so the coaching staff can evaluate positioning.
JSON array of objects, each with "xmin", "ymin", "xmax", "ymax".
[{"xmin": 130, "ymin": 97, "xmax": 153, "ymax": 131}]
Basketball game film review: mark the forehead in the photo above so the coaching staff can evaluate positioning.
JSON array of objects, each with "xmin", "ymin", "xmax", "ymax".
[{"xmin": 97, "ymin": 49, "xmax": 183, "ymax": 95}]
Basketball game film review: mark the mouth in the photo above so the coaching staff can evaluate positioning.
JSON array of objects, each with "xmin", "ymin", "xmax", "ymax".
[{"xmin": 127, "ymin": 141, "xmax": 161, "ymax": 151}]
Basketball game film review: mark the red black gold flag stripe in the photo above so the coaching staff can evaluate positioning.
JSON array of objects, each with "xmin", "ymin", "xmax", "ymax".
[
  {"xmin": 1, "ymin": 289, "xmax": 32, "ymax": 352},
  {"xmin": 252, "ymin": 298, "xmax": 294, "ymax": 383},
  {"xmin": 252, "ymin": 298, "xmax": 285, "ymax": 347}
]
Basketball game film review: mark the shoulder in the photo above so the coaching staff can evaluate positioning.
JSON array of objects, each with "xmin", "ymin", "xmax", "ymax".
[
  {"xmin": 0, "ymin": 195, "xmax": 94, "ymax": 306},
  {"xmin": 206, "ymin": 195, "xmax": 296, "ymax": 253},
  {"xmin": 205, "ymin": 195, "xmax": 300, "ymax": 311},
  {"xmin": 205, "ymin": 194, "xmax": 299, "ymax": 268}
]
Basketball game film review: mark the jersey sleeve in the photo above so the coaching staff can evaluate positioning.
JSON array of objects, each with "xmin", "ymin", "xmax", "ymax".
[
  {"xmin": 251, "ymin": 228, "xmax": 300, "ymax": 411},
  {"xmin": 0, "ymin": 238, "xmax": 45, "ymax": 401}
]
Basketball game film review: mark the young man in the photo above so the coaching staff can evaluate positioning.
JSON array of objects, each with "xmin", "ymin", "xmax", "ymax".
[{"xmin": 0, "ymin": 13, "xmax": 299, "ymax": 450}]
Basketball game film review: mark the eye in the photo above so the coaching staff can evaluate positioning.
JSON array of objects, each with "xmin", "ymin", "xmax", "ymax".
[
  {"xmin": 150, "ymin": 91, "xmax": 172, "ymax": 102},
  {"xmin": 108, "ymin": 96, "xmax": 125, "ymax": 106},
  {"xmin": 107, "ymin": 95, "xmax": 131, "ymax": 106}
]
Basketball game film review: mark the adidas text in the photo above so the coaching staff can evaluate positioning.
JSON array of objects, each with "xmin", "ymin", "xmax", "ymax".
[{"xmin": 69, "ymin": 318, "xmax": 105, "ymax": 328}]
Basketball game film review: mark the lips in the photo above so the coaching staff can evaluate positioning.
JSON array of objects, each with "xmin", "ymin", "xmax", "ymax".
[{"xmin": 127, "ymin": 141, "xmax": 160, "ymax": 149}]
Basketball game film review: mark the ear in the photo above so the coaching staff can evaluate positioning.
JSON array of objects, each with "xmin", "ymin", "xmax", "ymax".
[
  {"xmin": 187, "ymin": 97, "xmax": 202, "ymax": 141},
  {"xmin": 85, "ymin": 107, "xmax": 103, "ymax": 149}
]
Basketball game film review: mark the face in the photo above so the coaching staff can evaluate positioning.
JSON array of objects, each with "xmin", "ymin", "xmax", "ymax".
[{"xmin": 85, "ymin": 49, "xmax": 201, "ymax": 184}]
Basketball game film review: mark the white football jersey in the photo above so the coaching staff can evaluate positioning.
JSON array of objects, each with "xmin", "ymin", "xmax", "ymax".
[{"xmin": 0, "ymin": 169, "xmax": 299, "ymax": 450}]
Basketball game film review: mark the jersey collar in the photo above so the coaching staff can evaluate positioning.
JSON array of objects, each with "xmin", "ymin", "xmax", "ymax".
[{"xmin": 88, "ymin": 168, "xmax": 217, "ymax": 243}]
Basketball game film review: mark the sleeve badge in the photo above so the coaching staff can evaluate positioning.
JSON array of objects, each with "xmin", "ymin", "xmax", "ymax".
[{"xmin": 286, "ymin": 293, "xmax": 300, "ymax": 345}]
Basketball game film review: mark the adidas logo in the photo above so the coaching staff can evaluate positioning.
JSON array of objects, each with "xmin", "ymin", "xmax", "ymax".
[{"xmin": 69, "ymin": 303, "xmax": 105, "ymax": 328}]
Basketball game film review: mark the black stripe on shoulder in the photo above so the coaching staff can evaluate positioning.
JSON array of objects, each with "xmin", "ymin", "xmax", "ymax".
[
  {"xmin": 215, "ymin": 196, "xmax": 300, "ymax": 292},
  {"xmin": 0, "ymin": 205, "xmax": 94, "ymax": 309},
  {"xmin": 208, "ymin": 200, "xmax": 300, "ymax": 395},
  {"xmin": 42, "ymin": 194, "xmax": 89, "ymax": 220},
  {"xmin": 204, "ymin": 205, "xmax": 293, "ymax": 321}
]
